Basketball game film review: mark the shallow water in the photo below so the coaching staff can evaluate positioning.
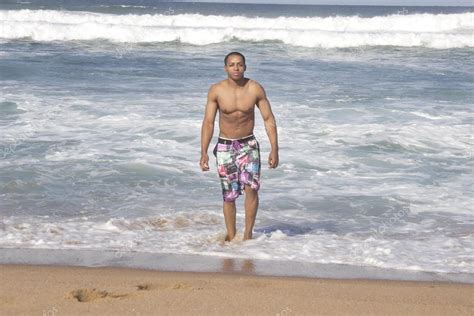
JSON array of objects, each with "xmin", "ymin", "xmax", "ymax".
[{"xmin": 1, "ymin": 1, "xmax": 473, "ymax": 277}]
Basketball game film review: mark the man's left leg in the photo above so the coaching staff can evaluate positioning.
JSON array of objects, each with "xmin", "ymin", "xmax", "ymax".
[{"xmin": 243, "ymin": 184, "xmax": 259, "ymax": 240}]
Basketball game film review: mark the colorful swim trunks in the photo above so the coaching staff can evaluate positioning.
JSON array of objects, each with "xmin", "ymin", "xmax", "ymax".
[{"xmin": 212, "ymin": 134, "xmax": 261, "ymax": 202}]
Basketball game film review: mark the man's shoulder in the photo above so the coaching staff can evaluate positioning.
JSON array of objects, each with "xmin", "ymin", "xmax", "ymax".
[
  {"xmin": 208, "ymin": 80, "xmax": 227, "ymax": 92},
  {"xmin": 247, "ymin": 78, "xmax": 263, "ymax": 89},
  {"xmin": 209, "ymin": 78, "xmax": 263, "ymax": 92},
  {"xmin": 248, "ymin": 79, "xmax": 265, "ymax": 95}
]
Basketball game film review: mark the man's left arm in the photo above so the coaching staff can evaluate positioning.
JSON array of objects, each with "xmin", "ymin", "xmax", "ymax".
[{"xmin": 256, "ymin": 83, "xmax": 279, "ymax": 169}]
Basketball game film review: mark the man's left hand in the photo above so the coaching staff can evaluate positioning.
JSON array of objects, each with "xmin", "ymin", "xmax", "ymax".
[{"xmin": 268, "ymin": 150, "xmax": 279, "ymax": 169}]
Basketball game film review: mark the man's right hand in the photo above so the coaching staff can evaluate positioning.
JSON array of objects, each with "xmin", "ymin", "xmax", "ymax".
[{"xmin": 200, "ymin": 153, "xmax": 209, "ymax": 171}]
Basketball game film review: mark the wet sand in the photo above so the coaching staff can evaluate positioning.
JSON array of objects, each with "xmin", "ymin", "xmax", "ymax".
[{"xmin": 0, "ymin": 264, "xmax": 473, "ymax": 315}]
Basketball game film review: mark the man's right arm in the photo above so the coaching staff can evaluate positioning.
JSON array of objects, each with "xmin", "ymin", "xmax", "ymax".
[{"xmin": 200, "ymin": 85, "xmax": 218, "ymax": 171}]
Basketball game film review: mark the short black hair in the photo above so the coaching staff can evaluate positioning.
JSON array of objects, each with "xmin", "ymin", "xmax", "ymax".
[{"xmin": 224, "ymin": 52, "xmax": 246, "ymax": 65}]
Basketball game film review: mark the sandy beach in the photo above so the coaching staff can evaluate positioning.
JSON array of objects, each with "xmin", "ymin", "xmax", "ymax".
[
  {"xmin": 0, "ymin": 264, "xmax": 472, "ymax": 315},
  {"xmin": 1, "ymin": 5, "xmax": 473, "ymax": 316}
]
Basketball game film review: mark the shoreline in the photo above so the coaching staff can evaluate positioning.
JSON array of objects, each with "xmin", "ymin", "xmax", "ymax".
[
  {"xmin": 1, "ymin": 263, "xmax": 473, "ymax": 315},
  {"xmin": 1, "ymin": 247, "xmax": 473, "ymax": 284}
]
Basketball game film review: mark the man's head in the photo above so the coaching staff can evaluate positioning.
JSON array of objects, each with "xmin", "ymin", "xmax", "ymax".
[{"xmin": 224, "ymin": 52, "xmax": 246, "ymax": 81}]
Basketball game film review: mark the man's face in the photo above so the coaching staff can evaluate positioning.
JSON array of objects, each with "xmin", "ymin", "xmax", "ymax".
[{"xmin": 225, "ymin": 55, "xmax": 246, "ymax": 80}]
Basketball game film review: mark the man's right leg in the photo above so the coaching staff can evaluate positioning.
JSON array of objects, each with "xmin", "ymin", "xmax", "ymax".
[
  {"xmin": 223, "ymin": 200, "xmax": 237, "ymax": 241},
  {"xmin": 215, "ymin": 140, "xmax": 239, "ymax": 241}
]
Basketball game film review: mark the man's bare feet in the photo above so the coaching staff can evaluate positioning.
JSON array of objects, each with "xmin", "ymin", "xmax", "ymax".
[
  {"xmin": 243, "ymin": 232, "xmax": 252, "ymax": 240},
  {"xmin": 225, "ymin": 234, "xmax": 236, "ymax": 242}
]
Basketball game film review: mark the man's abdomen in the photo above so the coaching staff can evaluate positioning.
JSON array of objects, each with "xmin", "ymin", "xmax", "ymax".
[{"xmin": 218, "ymin": 111, "xmax": 255, "ymax": 139}]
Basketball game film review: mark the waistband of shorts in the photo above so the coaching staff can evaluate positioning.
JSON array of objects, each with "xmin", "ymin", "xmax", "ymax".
[{"xmin": 217, "ymin": 134, "xmax": 255, "ymax": 144}]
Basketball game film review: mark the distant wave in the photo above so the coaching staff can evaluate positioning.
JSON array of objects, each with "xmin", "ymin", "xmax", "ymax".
[{"xmin": 0, "ymin": 9, "xmax": 473, "ymax": 48}]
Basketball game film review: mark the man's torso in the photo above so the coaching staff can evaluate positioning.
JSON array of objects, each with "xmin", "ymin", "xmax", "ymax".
[{"xmin": 214, "ymin": 78, "xmax": 258, "ymax": 139}]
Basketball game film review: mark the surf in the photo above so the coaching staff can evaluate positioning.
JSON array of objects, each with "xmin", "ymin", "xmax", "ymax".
[{"xmin": 0, "ymin": 9, "xmax": 473, "ymax": 48}]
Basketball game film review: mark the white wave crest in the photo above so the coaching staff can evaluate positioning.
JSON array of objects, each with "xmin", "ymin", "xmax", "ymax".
[{"xmin": 0, "ymin": 9, "xmax": 473, "ymax": 48}]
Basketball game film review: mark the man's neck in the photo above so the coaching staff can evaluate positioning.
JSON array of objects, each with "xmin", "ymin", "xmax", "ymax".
[{"xmin": 227, "ymin": 77, "xmax": 248, "ymax": 87}]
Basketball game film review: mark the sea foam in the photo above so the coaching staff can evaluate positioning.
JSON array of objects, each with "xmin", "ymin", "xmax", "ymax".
[{"xmin": 0, "ymin": 9, "xmax": 473, "ymax": 48}]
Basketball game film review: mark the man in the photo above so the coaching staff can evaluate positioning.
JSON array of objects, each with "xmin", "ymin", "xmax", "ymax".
[{"xmin": 200, "ymin": 52, "xmax": 279, "ymax": 242}]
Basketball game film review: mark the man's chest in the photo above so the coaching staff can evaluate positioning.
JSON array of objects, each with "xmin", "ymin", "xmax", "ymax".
[{"xmin": 217, "ymin": 93, "xmax": 257, "ymax": 114}]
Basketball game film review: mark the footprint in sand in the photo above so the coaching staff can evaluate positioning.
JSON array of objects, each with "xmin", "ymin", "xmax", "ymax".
[
  {"xmin": 136, "ymin": 283, "xmax": 153, "ymax": 291},
  {"xmin": 68, "ymin": 288, "xmax": 128, "ymax": 302},
  {"xmin": 172, "ymin": 282, "xmax": 193, "ymax": 290}
]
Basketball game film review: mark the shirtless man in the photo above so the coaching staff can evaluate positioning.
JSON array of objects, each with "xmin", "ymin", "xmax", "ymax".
[{"xmin": 200, "ymin": 52, "xmax": 279, "ymax": 241}]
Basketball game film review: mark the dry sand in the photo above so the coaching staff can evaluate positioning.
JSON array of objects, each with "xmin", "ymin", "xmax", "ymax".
[{"xmin": 0, "ymin": 264, "xmax": 472, "ymax": 315}]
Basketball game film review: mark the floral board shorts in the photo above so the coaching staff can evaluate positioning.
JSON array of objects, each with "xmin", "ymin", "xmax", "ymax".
[{"xmin": 212, "ymin": 134, "xmax": 261, "ymax": 202}]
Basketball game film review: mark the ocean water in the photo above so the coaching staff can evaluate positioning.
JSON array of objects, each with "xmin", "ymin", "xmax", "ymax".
[{"xmin": 0, "ymin": 1, "xmax": 473, "ymax": 280}]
